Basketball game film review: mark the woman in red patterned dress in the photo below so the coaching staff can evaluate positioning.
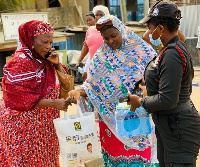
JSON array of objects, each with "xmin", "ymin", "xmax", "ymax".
[{"xmin": 0, "ymin": 20, "xmax": 76, "ymax": 166}]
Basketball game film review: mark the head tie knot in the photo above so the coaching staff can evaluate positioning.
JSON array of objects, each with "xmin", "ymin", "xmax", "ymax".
[{"xmin": 96, "ymin": 20, "xmax": 115, "ymax": 34}]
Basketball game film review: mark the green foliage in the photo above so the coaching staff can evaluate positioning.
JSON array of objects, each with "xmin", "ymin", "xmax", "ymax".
[
  {"xmin": 0, "ymin": 0, "xmax": 35, "ymax": 13},
  {"xmin": 0, "ymin": 1, "xmax": 10, "ymax": 13}
]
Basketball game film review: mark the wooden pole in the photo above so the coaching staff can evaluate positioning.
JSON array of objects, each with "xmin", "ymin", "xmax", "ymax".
[
  {"xmin": 120, "ymin": 0, "xmax": 127, "ymax": 23},
  {"xmin": 144, "ymin": 0, "xmax": 149, "ymax": 17},
  {"xmin": 73, "ymin": 0, "xmax": 86, "ymax": 26}
]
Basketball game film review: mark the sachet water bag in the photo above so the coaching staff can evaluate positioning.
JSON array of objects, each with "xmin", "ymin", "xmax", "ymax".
[{"xmin": 115, "ymin": 102, "xmax": 152, "ymax": 137}]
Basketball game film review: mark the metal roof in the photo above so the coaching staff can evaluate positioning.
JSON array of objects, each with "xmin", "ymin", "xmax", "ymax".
[{"xmin": 0, "ymin": 31, "xmax": 74, "ymax": 52}]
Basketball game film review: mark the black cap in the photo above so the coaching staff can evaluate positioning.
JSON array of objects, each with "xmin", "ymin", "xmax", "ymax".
[{"xmin": 139, "ymin": 0, "xmax": 181, "ymax": 24}]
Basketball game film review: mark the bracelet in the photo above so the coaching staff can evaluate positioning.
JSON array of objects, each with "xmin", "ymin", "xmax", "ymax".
[{"xmin": 140, "ymin": 98, "xmax": 145, "ymax": 107}]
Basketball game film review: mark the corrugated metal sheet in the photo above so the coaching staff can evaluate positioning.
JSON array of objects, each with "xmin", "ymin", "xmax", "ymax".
[
  {"xmin": 185, "ymin": 37, "xmax": 199, "ymax": 66},
  {"xmin": 179, "ymin": 5, "xmax": 200, "ymax": 37},
  {"xmin": 66, "ymin": 32, "xmax": 85, "ymax": 51},
  {"xmin": 52, "ymin": 41, "xmax": 66, "ymax": 50}
]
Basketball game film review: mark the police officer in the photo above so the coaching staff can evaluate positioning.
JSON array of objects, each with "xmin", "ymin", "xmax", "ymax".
[{"xmin": 128, "ymin": 0, "xmax": 200, "ymax": 167}]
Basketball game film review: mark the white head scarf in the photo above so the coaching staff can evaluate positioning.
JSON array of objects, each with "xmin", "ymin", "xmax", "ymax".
[{"xmin": 92, "ymin": 5, "xmax": 110, "ymax": 15}]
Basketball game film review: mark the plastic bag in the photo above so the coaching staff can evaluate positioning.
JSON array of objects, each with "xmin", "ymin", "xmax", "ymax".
[
  {"xmin": 115, "ymin": 103, "xmax": 152, "ymax": 137},
  {"xmin": 53, "ymin": 106, "xmax": 101, "ymax": 167}
]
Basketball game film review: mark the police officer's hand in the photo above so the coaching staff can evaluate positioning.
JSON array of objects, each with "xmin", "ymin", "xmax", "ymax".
[{"xmin": 127, "ymin": 92, "xmax": 141, "ymax": 111}]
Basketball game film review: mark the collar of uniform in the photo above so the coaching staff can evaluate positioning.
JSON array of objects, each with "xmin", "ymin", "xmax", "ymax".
[{"xmin": 165, "ymin": 35, "xmax": 180, "ymax": 47}]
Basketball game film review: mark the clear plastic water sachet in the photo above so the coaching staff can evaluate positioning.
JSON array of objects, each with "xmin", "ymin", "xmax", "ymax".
[{"xmin": 115, "ymin": 102, "xmax": 152, "ymax": 137}]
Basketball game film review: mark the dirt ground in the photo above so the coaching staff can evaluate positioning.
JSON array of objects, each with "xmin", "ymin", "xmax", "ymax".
[
  {"xmin": 0, "ymin": 67, "xmax": 200, "ymax": 166},
  {"xmin": 191, "ymin": 67, "xmax": 200, "ymax": 166}
]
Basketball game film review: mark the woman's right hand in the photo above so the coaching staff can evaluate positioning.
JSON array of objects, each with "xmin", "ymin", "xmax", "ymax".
[
  {"xmin": 36, "ymin": 97, "xmax": 77, "ymax": 111},
  {"xmin": 46, "ymin": 48, "xmax": 60, "ymax": 65},
  {"xmin": 82, "ymin": 72, "xmax": 87, "ymax": 82},
  {"xmin": 53, "ymin": 97, "xmax": 76, "ymax": 111}
]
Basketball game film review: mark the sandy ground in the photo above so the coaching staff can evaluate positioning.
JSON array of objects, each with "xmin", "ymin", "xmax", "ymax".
[
  {"xmin": 191, "ymin": 67, "xmax": 200, "ymax": 166},
  {"xmin": 0, "ymin": 67, "xmax": 200, "ymax": 166}
]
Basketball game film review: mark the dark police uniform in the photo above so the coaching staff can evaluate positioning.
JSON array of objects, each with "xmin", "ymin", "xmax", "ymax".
[{"xmin": 141, "ymin": 36, "xmax": 200, "ymax": 167}]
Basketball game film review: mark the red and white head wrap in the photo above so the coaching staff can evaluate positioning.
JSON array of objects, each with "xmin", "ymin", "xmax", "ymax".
[{"xmin": 34, "ymin": 22, "xmax": 54, "ymax": 37}]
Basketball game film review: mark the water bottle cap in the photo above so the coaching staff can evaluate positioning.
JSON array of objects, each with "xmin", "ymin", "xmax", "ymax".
[
  {"xmin": 192, "ymin": 83, "xmax": 199, "ymax": 87},
  {"xmin": 125, "ymin": 105, "xmax": 130, "ymax": 109}
]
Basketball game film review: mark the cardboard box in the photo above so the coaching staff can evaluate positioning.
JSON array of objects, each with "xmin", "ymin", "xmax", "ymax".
[{"xmin": 84, "ymin": 158, "xmax": 103, "ymax": 167}]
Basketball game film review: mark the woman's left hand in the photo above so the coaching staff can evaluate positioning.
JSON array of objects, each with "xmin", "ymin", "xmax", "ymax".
[
  {"xmin": 68, "ymin": 90, "xmax": 81, "ymax": 100},
  {"xmin": 127, "ymin": 92, "xmax": 141, "ymax": 111},
  {"xmin": 47, "ymin": 48, "xmax": 60, "ymax": 65}
]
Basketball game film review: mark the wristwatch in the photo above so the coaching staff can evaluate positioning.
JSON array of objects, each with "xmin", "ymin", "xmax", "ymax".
[{"xmin": 140, "ymin": 97, "xmax": 145, "ymax": 107}]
